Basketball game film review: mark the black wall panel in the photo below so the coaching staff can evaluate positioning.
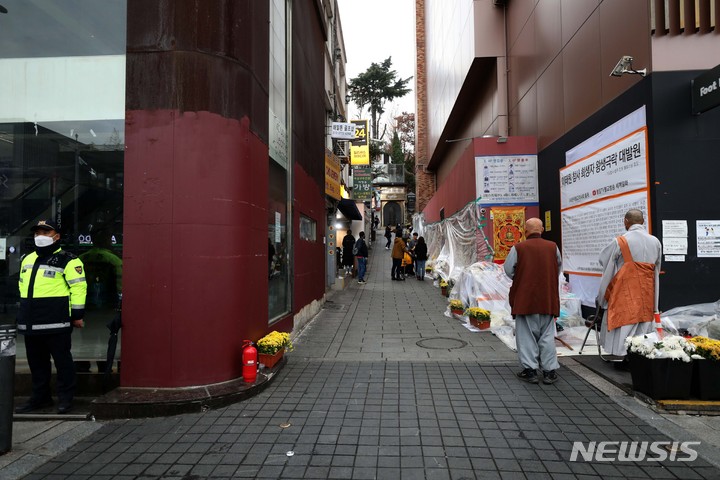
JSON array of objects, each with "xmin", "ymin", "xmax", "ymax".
[{"xmin": 539, "ymin": 72, "xmax": 720, "ymax": 311}]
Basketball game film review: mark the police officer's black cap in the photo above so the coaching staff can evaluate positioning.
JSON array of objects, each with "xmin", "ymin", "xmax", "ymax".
[{"xmin": 30, "ymin": 219, "xmax": 60, "ymax": 233}]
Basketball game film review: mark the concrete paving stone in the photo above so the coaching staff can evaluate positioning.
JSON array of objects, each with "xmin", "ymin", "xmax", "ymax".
[
  {"xmin": 495, "ymin": 457, "xmax": 523, "ymax": 471},
  {"xmin": 498, "ymin": 470, "xmax": 528, "ymax": 479},
  {"xmin": 377, "ymin": 467, "xmax": 402, "ymax": 479},
  {"xmin": 335, "ymin": 444, "xmax": 357, "ymax": 456},
  {"xmin": 328, "ymin": 465, "xmax": 353, "ymax": 478}
]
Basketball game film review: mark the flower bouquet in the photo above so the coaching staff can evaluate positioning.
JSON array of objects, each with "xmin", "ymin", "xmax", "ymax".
[
  {"xmin": 625, "ymin": 334, "xmax": 695, "ymax": 362},
  {"xmin": 466, "ymin": 307, "xmax": 491, "ymax": 330},
  {"xmin": 257, "ymin": 331, "xmax": 293, "ymax": 368},
  {"xmin": 449, "ymin": 299, "xmax": 465, "ymax": 317},
  {"xmin": 688, "ymin": 336, "xmax": 720, "ymax": 400},
  {"xmin": 688, "ymin": 336, "xmax": 720, "ymax": 360},
  {"xmin": 625, "ymin": 333, "xmax": 695, "ymax": 399}
]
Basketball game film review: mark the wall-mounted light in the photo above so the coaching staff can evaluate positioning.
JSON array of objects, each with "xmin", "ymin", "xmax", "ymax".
[{"xmin": 609, "ymin": 56, "xmax": 647, "ymax": 77}]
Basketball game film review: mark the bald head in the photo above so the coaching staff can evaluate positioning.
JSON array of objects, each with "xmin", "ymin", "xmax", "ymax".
[
  {"xmin": 624, "ymin": 209, "xmax": 645, "ymax": 229},
  {"xmin": 525, "ymin": 218, "xmax": 544, "ymax": 236}
]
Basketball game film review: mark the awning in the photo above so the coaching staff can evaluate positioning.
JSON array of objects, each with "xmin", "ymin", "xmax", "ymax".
[{"xmin": 337, "ymin": 198, "xmax": 362, "ymax": 221}]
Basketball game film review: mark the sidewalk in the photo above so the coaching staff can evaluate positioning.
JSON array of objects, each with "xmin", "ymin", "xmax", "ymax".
[{"xmin": 3, "ymin": 238, "xmax": 720, "ymax": 479}]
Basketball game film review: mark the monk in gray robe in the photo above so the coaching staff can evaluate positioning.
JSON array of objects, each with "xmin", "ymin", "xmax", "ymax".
[{"xmin": 597, "ymin": 209, "xmax": 662, "ymax": 359}]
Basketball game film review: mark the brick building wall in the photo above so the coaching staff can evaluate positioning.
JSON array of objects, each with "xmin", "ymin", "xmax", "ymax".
[{"xmin": 414, "ymin": 0, "xmax": 434, "ymax": 213}]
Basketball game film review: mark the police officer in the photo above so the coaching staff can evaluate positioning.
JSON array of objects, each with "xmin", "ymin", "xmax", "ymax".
[{"xmin": 15, "ymin": 219, "xmax": 87, "ymax": 414}]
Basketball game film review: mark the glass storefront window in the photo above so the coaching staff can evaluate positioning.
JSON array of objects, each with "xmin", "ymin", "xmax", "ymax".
[
  {"xmin": 0, "ymin": 0, "xmax": 126, "ymax": 359},
  {"xmin": 268, "ymin": 0, "xmax": 291, "ymax": 322}
]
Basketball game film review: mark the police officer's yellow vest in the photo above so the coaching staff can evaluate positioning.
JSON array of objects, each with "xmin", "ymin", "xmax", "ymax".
[{"xmin": 17, "ymin": 249, "xmax": 87, "ymax": 335}]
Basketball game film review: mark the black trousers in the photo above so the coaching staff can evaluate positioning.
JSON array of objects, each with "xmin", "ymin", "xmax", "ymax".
[
  {"xmin": 385, "ymin": 236, "xmax": 391, "ymax": 248},
  {"xmin": 24, "ymin": 332, "xmax": 76, "ymax": 404},
  {"xmin": 391, "ymin": 258, "xmax": 403, "ymax": 279}
]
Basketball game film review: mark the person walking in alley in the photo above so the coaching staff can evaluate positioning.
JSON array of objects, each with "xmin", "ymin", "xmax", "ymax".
[
  {"xmin": 597, "ymin": 209, "xmax": 661, "ymax": 369},
  {"xmin": 414, "ymin": 236, "xmax": 428, "ymax": 280},
  {"xmin": 384, "ymin": 225, "xmax": 392, "ymax": 249},
  {"xmin": 15, "ymin": 219, "xmax": 87, "ymax": 414},
  {"xmin": 503, "ymin": 217, "xmax": 562, "ymax": 385},
  {"xmin": 408, "ymin": 232, "xmax": 419, "ymax": 274},
  {"xmin": 342, "ymin": 231, "xmax": 356, "ymax": 276},
  {"xmin": 391, "ymin": 233, "xmax": 409, "ymax": 281},
  {"xmin": 355, "ymin": 231, "xmax": 369, "ymax": 284}
]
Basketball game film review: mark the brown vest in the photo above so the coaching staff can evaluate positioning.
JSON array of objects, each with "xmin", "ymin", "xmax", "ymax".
[
  {"xmin": 604, "ymin": 235, "xmax": 655, "ymax": 331},
  {"xmin": 508, "ymin": 235, "xmax": 560, "ymax": 316}
]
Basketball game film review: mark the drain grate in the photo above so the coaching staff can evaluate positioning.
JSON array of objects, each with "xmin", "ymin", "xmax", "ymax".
[{"xmin": 416, "ymin": 337, "xmax": 468, "ymax": 350}]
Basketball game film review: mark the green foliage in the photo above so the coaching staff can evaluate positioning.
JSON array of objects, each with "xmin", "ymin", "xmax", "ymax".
[
  {"xmin": 390, "ymin": 132, "xmax": 404, "ymax": 165},
  {"xmin": 394, "ymin": 113, "xmax": 416, "ymax": 193},
  {"xmin": 348, "ymin": 57, "xmax": 412, "ymax": 142}
]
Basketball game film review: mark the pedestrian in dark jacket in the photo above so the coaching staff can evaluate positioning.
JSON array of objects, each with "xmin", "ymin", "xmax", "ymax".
[
  {"xmin": 355, "ymin": 232, "xmax": 369, "ymax": 284},
  {"xmin": 384, "ymin": 226, "xmax": 392, "ymax": 249},
  {"xmin": 342, "ymin": 232, "xmax": 355, "ymax": 276},
  {"xmin": 414, "ymin": 236, "xmax": 428, "ymax": 280}
]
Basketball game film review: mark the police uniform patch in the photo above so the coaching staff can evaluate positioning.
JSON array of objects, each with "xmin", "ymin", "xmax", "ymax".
[
  {"xmin": 75, "ymin": 266, "xmax": 83, "ymax": 274},
  {"xmin": 43, "ymin": 270, "xmax": 56, "ymax": 278}
]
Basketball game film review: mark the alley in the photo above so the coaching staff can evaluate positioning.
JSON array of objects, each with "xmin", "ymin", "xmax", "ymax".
[{"xmin": 12, "ymin": 243, "xmax": 720, "ymax": 479}]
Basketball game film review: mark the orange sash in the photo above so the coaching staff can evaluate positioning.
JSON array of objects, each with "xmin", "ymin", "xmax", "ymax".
[{"xmin": 604, "ymin": 236, "xmax": 655, "ymax": 331}]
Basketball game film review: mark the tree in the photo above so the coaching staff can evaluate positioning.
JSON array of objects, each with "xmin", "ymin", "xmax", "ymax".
[
  {"xmin": 348, "ymin": 57, "xmax": 412, "ymax": 144},
  {"xmin": 390, "ymin": 132, "xmax": 404, "ymax": 165},
  {"xmin": 394, "ymin": 113, "xmax": 416, "ymax": 193}
]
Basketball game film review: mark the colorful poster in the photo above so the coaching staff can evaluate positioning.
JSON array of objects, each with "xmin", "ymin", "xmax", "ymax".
[
  {"xmin": 491, "ymin": 207, "xmax": 525, "ymax": 262},
  {"xmin": 350, "ymin": 119, "xmax": 369, "ymax": 165},
  {"xmin": 325, "ymin": 149, "xmax": 341, "ymax": 200},
  {"xmin": 476, "ymin": 155, "xmax": 538, "ymax": 204}
]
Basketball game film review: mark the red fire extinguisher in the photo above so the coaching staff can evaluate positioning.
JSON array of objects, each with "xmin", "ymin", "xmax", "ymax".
[{"xmin": 242, "ymin": 340, "xmax": 258, "ymax": 383}]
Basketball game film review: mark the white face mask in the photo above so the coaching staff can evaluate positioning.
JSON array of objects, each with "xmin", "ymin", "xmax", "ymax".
[{"xmin": 34, "ymin": 235, "xmax": 56, "ymax": 247}]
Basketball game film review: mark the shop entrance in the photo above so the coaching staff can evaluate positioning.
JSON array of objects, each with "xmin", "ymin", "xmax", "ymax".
[{"xmin": 383, "ymin": 201, "xmax": 401, "ymax": 226}]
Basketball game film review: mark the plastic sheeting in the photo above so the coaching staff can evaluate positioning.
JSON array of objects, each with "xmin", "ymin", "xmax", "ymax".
[
  {"xmin": 413, "ymin": 200, "xmax": 493, "ymax": 285},
  {"xmin": 660, "ymin": 299, "xmax": 720, "ymax": 339}
]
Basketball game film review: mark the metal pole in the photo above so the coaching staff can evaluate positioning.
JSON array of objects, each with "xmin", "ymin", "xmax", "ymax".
[
  {"xmin": 0, "ymin": 324, "xmax": 17, "ymax": 453},
  {"xmin": 74, "ymin": 134, "xmax": 79, "ymax": 242}
]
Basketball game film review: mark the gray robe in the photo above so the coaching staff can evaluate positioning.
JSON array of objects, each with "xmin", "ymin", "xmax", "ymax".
[{"xmin": 596, "ymin": 224, "xmax": 662, "ymax": 356}]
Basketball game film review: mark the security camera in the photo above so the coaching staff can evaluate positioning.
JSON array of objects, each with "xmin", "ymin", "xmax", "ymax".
[
  {"xmin": 610, "ymin": 56, "xmax": 633, "ymax": 77},
  {"xmin": 610, "ymin": 56, "xmax": 647, "ymax": 77}
]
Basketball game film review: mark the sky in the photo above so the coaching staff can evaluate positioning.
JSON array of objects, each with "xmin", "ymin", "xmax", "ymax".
[{"xmin": 336, "ymin": 0, "xmax": 416, "ymax": 132}]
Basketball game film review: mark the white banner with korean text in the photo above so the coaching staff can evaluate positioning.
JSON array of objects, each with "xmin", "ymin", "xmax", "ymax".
[
  {"xmin": 561, "ymin": 106, "xmax": 651, "ymax": 306},
  {"xmin": 560, "ymin": 129, "xmax": 648, "ymax": 210}
]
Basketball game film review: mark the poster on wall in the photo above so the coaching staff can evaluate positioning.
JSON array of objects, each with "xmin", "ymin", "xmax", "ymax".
[
  {"xmin": 560, "ymin": 128, "xmax": 648, "ymax": 210},
  {"xmin": 561, "ymin": 190, "xmax": 649, "ymax": 274},
  {"xmin": 697, "ymin": 220, "xmax": 720, "ymax": 257},
  {"xmin": 561, "ymin": 106, "xmax": 650, "ymax": 307},
  {"xmin": 475, "ymin": 155, "xmax": 538, "ymax": 204},
  {"xmin": 491, "ymin": 207, "xmax": 525, "ymax": 262}
]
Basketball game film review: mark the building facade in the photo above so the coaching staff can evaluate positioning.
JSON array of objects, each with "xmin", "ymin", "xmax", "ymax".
[
  {"xmin": 0, "ymin": 0, "xmax": 346, "ymax": 390},
  {"xmin": 417, "ymin": 0, "xmax": 720, "ymax": 310}
]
